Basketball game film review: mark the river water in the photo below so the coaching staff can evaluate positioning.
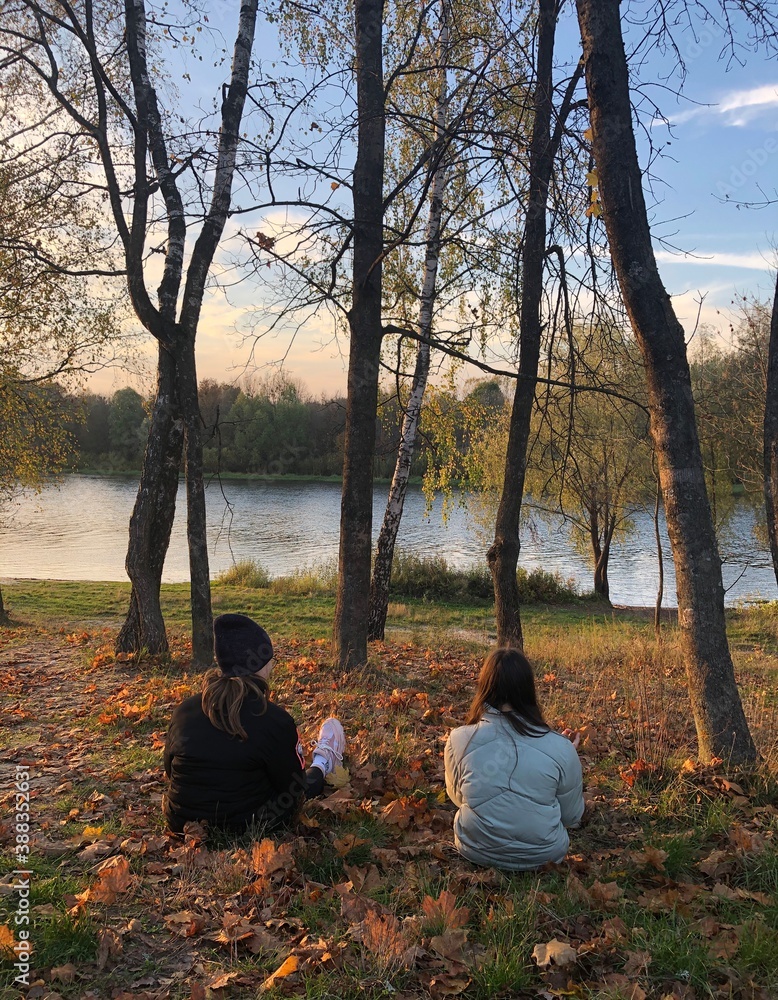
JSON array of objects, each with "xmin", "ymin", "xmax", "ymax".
[{"xmin": 0, "ymin": 474, "xmax": 775, "ymax": 607}]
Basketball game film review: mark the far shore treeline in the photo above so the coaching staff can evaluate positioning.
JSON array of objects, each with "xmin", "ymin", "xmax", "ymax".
[
  {"xmin": 62, "ymin": 374, "xmax": 488, "ymax": 479},
  {"xmin": 60, "ymin": 334, "xmax": 768, "ymax": 501}
]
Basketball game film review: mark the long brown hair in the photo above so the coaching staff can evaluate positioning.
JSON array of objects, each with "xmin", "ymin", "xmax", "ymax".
[
  {"xmin": 201, "ymin": 668, "xmax": 269, "ymax": 740},
  {"xmin": 466, "ymin": 647, "xmax": 548, "ymax": 738}
]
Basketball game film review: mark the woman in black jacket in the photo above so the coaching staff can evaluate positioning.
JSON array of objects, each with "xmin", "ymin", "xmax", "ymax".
[{"xmin": 163, "ymin": 613, "xmax": 345, "ymax": 833}]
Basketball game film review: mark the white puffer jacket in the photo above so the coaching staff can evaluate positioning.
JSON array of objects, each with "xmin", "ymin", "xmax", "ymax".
[{"xmin": 444, "ymin": 707, "xmax": 584, "ymax": 870}]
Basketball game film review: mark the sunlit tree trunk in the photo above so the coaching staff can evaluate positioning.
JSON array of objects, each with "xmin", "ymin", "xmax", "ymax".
[
  {"xmin": 763, "ymin": 273, "xmax": 778, "ymax": 590},
  {"xmin": 334, "ymin": 0, "xmax": 386, "ymax": 669},
  {"xmin": 368, "ymin": 341, "xmax": 430, "ymax": 641},
  {"xmin": 576, "ymin": 0, "xmax": 755, "ymax": 762},
  {"xmin": 368, "ymin": 0, "xmax": 449, "ymax": 643}
]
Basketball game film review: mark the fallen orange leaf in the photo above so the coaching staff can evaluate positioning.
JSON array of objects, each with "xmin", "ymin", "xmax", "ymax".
[
  {"xmin": 622, "ymin": 948, "xmax": 651, "ymax": 976},
  {"xmin": 251, "ymin": 838, "xmax": 295, "ymax": 876},
  {"xmin": 96, "ymin": 926, "xmax": 123, "ymax": 970},
  {"xmin": 709, "ymin": 929, "xmax": 740, "ymax": 960},
  {"xmin": 73, "ymin": 855, "xmax": 132, "ymax": 909},
  {"xmin": 50, "ymin": 962, "xmax": 78, "ymax": 982},
  {"xmin": 729, "ymin": 825, "xmax": 766, "ymax": 854},
  {"xmin": 422, "ymin": 889, "xmax": 470, "ymax": 930},
  {"xmin": 0, "ymin": 925, "xmax": 16, "ymax": 959},
  {"xmin": 428, "ymin": 973, "xmax": 472, "ymax": 997},
  {"xmin": 333, "ymin": 833, "xmax": 370, "ymax": 856},
  {"xmin": 260, "ymin": 954, "xmax": 299, "ymax": 992}
]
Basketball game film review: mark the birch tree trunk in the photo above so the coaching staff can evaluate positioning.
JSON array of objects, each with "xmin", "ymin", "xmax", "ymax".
[
  {"xmin": 487, "ymin": 0, "xmax": 559, "ymax": 649},
  {"xmin": 334, "ymin": 0, "xmax": 386, "ymax": 669},
  {"xmin": 367, "ymin": 1, "xmax": 450, "ymax": 643},
  {"xmin": 763, "ymin": 272, "xmax": 778, "ymax": 589},
  {"xmin": 576, "ymin": 0, "xmax": 755, "ymax": 762}
]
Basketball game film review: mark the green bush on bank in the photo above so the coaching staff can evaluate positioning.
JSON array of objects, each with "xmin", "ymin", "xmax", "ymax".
[
  {"xmin": 389, "ymin": 552, "xmax": 579, "ymax": 604},
  {"xmin": 215, "ymin": 553, "xmax": 580, "ymax": 604},
  {"xmin": 216, "ymin": 559, "xmax": 337, "ymax": 595},
  {"xmin": 216, "ymin": 560, "xmax": 271, "ymax": 589}
]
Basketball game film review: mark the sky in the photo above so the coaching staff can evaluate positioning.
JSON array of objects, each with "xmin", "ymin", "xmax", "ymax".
[
  {"xmin": 90, "ymin": 1, "xmax": 778, "ymax": 399},
  {"xmin": 630, "ymin": 11, "xmax": 778, "ymax": 346}
]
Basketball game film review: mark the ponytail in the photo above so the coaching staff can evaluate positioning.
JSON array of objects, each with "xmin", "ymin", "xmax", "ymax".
[{"xmin": 201, "ymin": 668, "xmax": 268, "ymax": 739}]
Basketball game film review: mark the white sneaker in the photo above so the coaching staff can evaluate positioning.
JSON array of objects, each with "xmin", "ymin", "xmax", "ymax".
[{"xmin": 311, "ymin": 717, "xmax": 346, "ymax": 775}]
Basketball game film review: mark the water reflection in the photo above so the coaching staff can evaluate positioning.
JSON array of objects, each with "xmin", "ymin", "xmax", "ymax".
[{"xmin": 0, "ymin": 474, "xmax": 774, "ymax": 607}]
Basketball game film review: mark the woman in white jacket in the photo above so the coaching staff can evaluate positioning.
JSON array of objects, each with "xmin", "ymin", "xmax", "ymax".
[{"xmin": 444, "ymin": 647, "xmax": 584, "ymax": 870}]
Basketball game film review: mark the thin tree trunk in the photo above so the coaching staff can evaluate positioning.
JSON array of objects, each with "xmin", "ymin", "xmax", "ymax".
[
  {"xmin": 368, "ymin": 342, "xmax": 430, "ymax": 641},
  {"xmin": 654, "ymin": 470, "xmax": 664, "ymax": 638},
  {"xmin": 487, "ymin": 0, "xmax": 558, "ymax": 649},
  {"xmin": 334, "ymin": 0, "xmax": 386, "ymax": 669},
  {"xmin": 593, "ymin": 552, "xmax": 609, "ymax": 601},
  {"xmin": 576, "ymin": 0, "xmax": 755, "ymax": 762},
  {"xmin": 368, "ymin": 1, "xmax": 449, "ymax": 643},
  {"xmin": 0, "ymin": 582, "xmax": 6, "ymax": 623},
  {"xmin": 588, "ymin": 506, "xmax": 606, "ymax": 599},
  {"xmin": 594, "ymin": 516, "xmax": 615, "ymax": 602},
  {"xmin": 177, "ymin": 342, "xmax": 213, "ymax": 668},
  {"xmin": 116, "ymin": 346, "xmax": 183, "ymax": 655},
  {"xmin": 763, "ymin": 272, "xmax": 778, "ymax": 589}
]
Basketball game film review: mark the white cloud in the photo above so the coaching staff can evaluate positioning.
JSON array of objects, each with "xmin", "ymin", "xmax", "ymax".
[
  {"xmin": 720, "ymin": 85, "xmax": 778, "ymax": 113},
  {"xmin": 667, "ymin": 83, "xmax": 778, "ymax": 127},
  {"xmin": 655, "ymin": 249, "xmax": 775, "ymax": 271}
]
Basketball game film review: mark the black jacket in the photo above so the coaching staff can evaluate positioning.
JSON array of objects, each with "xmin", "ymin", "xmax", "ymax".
[{"xmin": 163, "ymin": 693, "xmax": 306, "ymax": 832}]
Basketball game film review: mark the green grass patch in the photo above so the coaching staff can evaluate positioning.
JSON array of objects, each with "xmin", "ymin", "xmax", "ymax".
[{"xmin": 468, "ymin": 890, "xmax": 537, "ymax": 997}]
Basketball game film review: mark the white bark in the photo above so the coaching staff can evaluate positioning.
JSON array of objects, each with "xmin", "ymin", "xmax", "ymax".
[{"xmin": 368, "ymin": 0, "xmax": 451, "ymax": 640}]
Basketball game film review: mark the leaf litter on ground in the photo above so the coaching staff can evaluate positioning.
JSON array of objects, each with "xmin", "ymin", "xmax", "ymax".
[{"xmin": 0, "ymin": 620, "xmax": 777, "ymax": 999}]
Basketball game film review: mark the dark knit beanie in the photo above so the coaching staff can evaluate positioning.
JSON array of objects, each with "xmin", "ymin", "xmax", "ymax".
[{"xmin": 213, "ymin": 613, "xmax": 274, "ymax": 677}]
